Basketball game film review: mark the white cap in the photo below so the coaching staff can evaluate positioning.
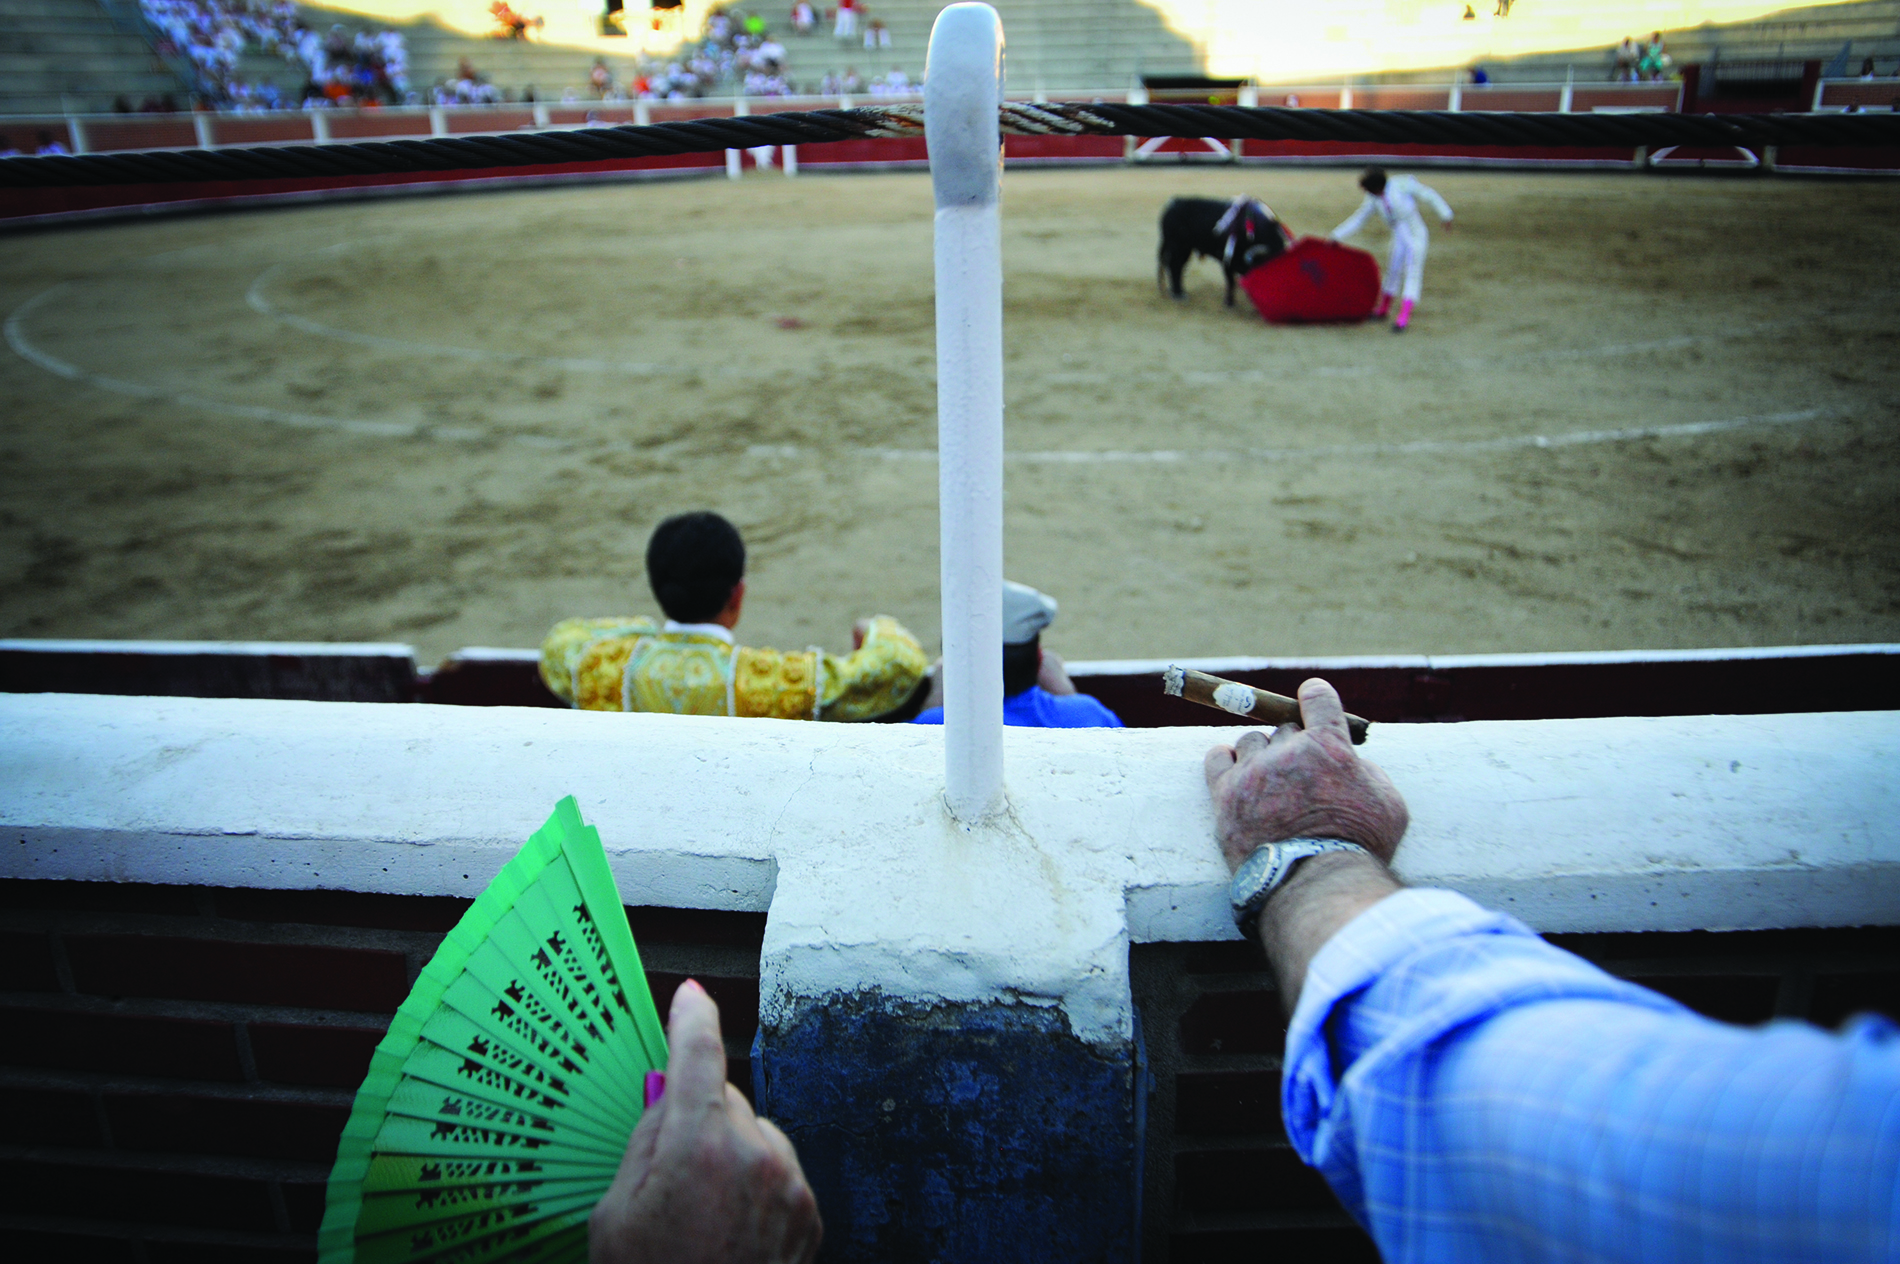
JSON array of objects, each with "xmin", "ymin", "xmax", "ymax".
[{"xmin": 1002, "ymin": 580, "xmax": 1058, "ymax": 645}]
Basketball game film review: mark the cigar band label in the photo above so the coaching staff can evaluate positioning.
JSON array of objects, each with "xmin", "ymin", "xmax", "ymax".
[{"xmin": 1212, "ymin": 682, "xmax": 1258, "ymax": 715}]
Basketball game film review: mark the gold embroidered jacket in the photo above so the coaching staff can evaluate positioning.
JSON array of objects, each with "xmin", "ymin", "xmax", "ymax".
[{"xmin": 539, "ymin": 615, "xmax": 927, "ymax": 721}]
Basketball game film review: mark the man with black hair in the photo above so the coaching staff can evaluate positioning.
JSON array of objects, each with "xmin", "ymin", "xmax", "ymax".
[
  {"xmin": 1330, "ymin": 167, "xmax": 1454, "ymax": 332},
  {"xmin": 912, "ymin": 581, "xmax": 1122, "ymax": 729},
  {"xmin": 540, "ymin": 511, "xmax": 926, "ymax": 721}
]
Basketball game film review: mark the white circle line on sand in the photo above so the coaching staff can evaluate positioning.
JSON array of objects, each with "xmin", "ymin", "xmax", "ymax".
[
  {"xmin": 245, "ymin": 257, "xmax": 709, "ymax": 378},
  {"xmin": 243, "ymin": 247, "xmax": 1821, "ymax": 387},
  {"xmin": 5, "ymin": 282, "xmax": 1835, "ymax": 462},
  {"xmin": 1040, "ymin": 317, "xmax": 1820, "ymax": 386},
  {"xmin": 4, "ymin": 283, "xmax": 568, "ymax": 447},
  {"xmin": 743, "ymin": 408, "xmax": 1832, "ymax": 464}
]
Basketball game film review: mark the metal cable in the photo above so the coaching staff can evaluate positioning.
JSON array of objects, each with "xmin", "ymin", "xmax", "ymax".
[{"xmin": 2, "ymin": 103, "xmax": 1893, "ymax": 188}]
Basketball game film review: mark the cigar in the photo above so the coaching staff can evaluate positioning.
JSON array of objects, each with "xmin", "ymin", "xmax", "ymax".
[{"xmin": 1162, "ymin": 665, "xmax": 1370, "ymax": 745}]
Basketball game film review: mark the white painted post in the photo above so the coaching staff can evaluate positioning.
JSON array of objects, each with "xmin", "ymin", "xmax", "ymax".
[
  {"xmin": 783, "ymin": 143, "xmax": 798, "ymax": 176},
  {"xmin": 635, "ymin": 98, "xmax": 650, "ymax": 126},
  {"xmin": 728, "ymin": 94, "xmax": 747, "ymax": 179},
  {"xmin": 1340, "ymin": 81, "xmax": 1353, "ymax": 110},
  {"xmin": 1448, "ymin": 78, "xmax": 1462, "ymax": 112},
  {"xmin": 193, "ymin": 110, "xmax": 215, "ymax": 149},
  {"xmin": 1559, "ymin": 65, "xmax": 1574, "ymax": 113},
  {"xmin": 1124, "ymin": 82, "xmax": 1147, "ymax": 162},
  {"xmin": 927, "ymin": 3, "xmax": 1006, "ymax": 824},
  {"xmin": 533, "ymin": 101, "xmax": 551, "ymax": 127},
  {"xmin": 310, "ymin": 110, "xmax": 331, "ymax": 144},
  {"xmin": 429, "ymin": 106, "xmax": 448, "ymax": 136},
  {"xmin": 66, "ymin": 115, "xmax": 88, "ymax": 155}
]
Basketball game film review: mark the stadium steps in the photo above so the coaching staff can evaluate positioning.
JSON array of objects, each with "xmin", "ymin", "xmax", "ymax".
[
  {"xmin": 228, "ymin": 45, "xmax": 299, "ymax": 98},
  {"xmin": 0, "ymin": 0, "xmax": 184, "ymax": 114},
  {"xmin": 274, "ymin": 0, "xmax": 1202, "ymax": 99},
  {"xmin": 1442, "ymin": 0, "xmax": 1900, "ymax": 83},
  {"xmin": 771, "ymin": 0, "xmax": 1202, "ymax": 92}
]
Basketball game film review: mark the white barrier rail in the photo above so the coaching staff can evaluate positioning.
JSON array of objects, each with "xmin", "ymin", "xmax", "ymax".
[{"xmin": 9, "ymin": 80, "xmax": 1695, "ymax": 158}]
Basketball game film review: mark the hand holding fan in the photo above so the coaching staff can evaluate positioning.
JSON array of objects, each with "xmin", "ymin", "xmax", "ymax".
[{"xmin": 319, "ymin": 796, "xmax": 667, "ymax": 1264}]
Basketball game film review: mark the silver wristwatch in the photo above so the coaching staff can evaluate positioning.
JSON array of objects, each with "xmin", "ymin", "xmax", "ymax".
[{"xmin": 1230, "ymin": 838, "xmax": 1369, "ymax": 932}]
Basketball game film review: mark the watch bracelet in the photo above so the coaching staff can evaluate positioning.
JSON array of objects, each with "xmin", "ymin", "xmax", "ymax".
[{"xmin": 1230, "ymin": 837, "xmax": 1369, "ymax": 932}]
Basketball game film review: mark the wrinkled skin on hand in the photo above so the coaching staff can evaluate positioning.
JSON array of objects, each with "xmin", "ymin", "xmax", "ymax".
[
  {"xmin": 1203, "ymin": 677, "xmax": 1410, "ymax": 872},
  {"xmin": 589, "ymin": 980, "xmax": 822, "ymax": 1264}
]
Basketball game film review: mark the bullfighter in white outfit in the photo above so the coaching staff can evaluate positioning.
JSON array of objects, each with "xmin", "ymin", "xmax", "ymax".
[{"xmin": 1330, "ymin": 168, "xmax": 1454, "ymax": 332}]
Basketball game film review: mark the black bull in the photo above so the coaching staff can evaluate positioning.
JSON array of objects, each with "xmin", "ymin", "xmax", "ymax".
[{"xmin": 1158, "ymin": 197, "xmax": 1292, "ymax": 307}]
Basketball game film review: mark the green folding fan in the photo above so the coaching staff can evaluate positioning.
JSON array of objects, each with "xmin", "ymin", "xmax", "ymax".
[{"xmin": 319, "ymin": 796, "xmax": 668, "ymax": 1264}]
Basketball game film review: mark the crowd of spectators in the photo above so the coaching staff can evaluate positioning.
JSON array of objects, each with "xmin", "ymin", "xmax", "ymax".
[
  {"xmin": 119, "ymin": 1, "xmax": 920, "ymax": 112},
  {"xmin": 431, "ymin": 57, "xmax": 503, "ymax": 105},
  {"xmin": 639, "ymin": 6, "xmax": 796, "ymax": 97},
  {"xmin": 138, "ymin": 0, "xmax": 410, "ymax": 108},
  {"xmin": 610, "ymin": 6, "xmax": 909, "ymax": 100},
  {"xmin": 296, "ymin": 23, "xmax": 411, "ymax": 106}
]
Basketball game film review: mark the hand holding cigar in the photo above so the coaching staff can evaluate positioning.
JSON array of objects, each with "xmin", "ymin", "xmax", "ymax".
[{"xmin": 1163, "ymin": 665, "xmax": 1371, "ymax": 745}]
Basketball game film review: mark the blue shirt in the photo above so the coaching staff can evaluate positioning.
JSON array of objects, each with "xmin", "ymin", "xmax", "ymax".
[
  {"xmin": 1287, "ymin": 888, "xmax": 1900, "ymax": 1262},
  {"xmin": 912, "ymin": 686, "xmax": 1123, "ymax": 729}
]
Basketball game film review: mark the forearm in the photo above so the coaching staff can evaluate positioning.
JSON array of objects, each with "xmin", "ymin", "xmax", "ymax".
[
  {"xmin": 1255, "ymin": 850, "xmax": 1402, "ymax": 1013},
  {"xmin": 1278, "ymin": 889, "xmax": 1900, "ymax": 1259}
]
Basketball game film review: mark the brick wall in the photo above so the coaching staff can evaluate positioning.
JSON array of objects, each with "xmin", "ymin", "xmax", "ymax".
[
  {"xmin": 0, "ymin": 881, "xmax": 764, "ymax": 1263},
  {"xmin": 1131, "ymin": 926, "xmax": 1900, "ymax": 1263},
  {"xmin": 4, "ymin": 877, "xmax": 1895, "ymax": 1263}
]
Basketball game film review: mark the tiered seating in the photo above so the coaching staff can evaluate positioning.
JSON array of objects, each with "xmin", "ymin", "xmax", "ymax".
[
  {"xmin": 279, "ymin": 0, "xmax": 1202, "ymax": 100},
  {"xmin": 1657, "ymin": 0, "xmax": 1900, "ymax": 72},
  {"xmin": 8, "ymin": 0, "xmax": 1898, "ymax": 119},
  {"xmin": 0, "ymin": 0, "xmax": 186, "ymax": 115},
  {"xmin": 766, "ymin": 0, "xmax": 1200, "ymax": 94},
  {"xmin": 1447, "ymin": 0, "xmax": 1900, "ymax": 83},
  {"xmin": 390, "ymin": 15, "xmax": 615, "ymax": 101}
]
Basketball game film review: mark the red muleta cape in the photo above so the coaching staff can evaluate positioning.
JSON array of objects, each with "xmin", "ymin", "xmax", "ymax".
[{"xmin": 1240, "ymin": 236, "xmax": 1382, "ymax": 324}]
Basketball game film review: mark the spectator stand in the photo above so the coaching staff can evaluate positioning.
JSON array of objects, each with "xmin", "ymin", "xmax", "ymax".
[{"xmin": 129, "ymin": 0, "xmax": 412, "ymax": 111}]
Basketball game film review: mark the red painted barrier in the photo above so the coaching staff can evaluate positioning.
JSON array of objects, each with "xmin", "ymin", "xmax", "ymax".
[{"xmin": 0, "ymin": 152, "xmax": 724, "ymax": 224}]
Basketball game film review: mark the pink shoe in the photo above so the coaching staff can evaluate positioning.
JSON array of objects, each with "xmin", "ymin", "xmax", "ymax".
[
  {"xmin": 1371, "ymin": 294, "xmax": 1392, "ymax": 319},
  {"xmin": 1393, "ymin": 298, "xmax": 1415, "ymax": 331}
]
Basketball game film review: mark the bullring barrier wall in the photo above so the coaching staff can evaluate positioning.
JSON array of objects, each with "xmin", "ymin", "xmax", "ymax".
[
  {"xmin": 3, "ymin": 691, "xmax": 1896, "ymax": 1260},
  {"xmin": 9, "ymin": 80, "xmax": 1894, "ymax": 229}
]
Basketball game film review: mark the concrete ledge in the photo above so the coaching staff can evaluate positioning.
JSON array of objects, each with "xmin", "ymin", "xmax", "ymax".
[
  {"xmin": 6, "ymin": 692, "xmax": 1892, "ymax": 1262},
  {"xmin": 4, "ymin": 694, "xmax": 1897, "ymax": 1047}
]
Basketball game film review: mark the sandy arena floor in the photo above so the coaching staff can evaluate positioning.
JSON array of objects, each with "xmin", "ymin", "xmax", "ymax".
[{"xmin": 3, "ymin": 165, "xmax": 1897, "ymax": 667}]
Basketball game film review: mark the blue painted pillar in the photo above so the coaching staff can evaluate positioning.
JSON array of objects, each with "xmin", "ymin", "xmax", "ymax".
[{"xmin": 756, "ymin": 995, "xmax": 1142, "ymax": 1262}]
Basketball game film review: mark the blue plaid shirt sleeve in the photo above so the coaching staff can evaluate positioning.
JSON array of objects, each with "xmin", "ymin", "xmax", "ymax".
[{"xmin": 1282, "ymin": 888, "xmax": 1900, "ymax": 1263}]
